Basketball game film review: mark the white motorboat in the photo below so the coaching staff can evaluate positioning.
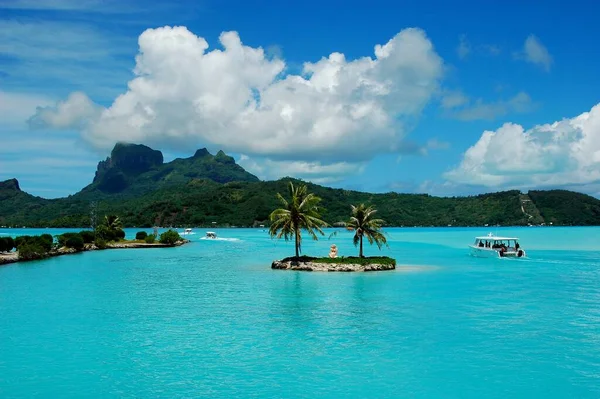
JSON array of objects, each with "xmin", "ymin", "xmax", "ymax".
[
  {"xmin": 205, "ymin": 231, "xmax": 217, "ymax": 239},
  {"xmin": 469, "ymin": 233, "xmax": 526, "ymax": 258},
  {"xmin": 181, "ymin": 228, "xmax": 195, "ymax": 236}
]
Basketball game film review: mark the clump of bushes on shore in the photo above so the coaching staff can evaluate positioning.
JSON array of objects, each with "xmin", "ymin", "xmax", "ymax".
[
  {"xmin": 96, "ymin": 226, "xmax": 119, "ymax": 242},
  {"xmin": 159, "ymin": 230, "xmax": 181, "ymax": 245},
  {"xmin": 57, "ymin": 233, "xmax": 80, "ymax": 247},
  {"xmin": 144, "ymin": 234, "xmax": 156, "ymax": 244},
  {"xmin": 56, "ymin": 231, "xmax": 95, "ymax": 250},
  {"xmin": 65, "ymin": 235, "xmax": 84, "ymax": 250},
  {"xmin": 0, "ymin": 236, "xmax": 15, "ymax": 253},
  {"xmin": 136, "ymin": 231, "xmax": 148, "ymax": 240},
  {"xmin": 15, "ymin": 234, "xmax": 54, "ymax": 260},
  {"xmin": 94, "ymin": 238, "xmax": 107, "ymax": 249},
  {"xmin": 79, "ymin": 230, "xmax": 95, "ymax": 244}
]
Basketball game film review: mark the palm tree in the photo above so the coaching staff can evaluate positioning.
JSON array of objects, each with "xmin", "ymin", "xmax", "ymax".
[
  {"xmin": 269, "ymin": 182, "xmax": 328, "ymax": 258},
  {"xmin": 347, "ymin": 204, "xmax": 387, "ymax": 257},
  {"xmin": 103, "ymin": 215, "xmax": 122, "ymax": 230}
]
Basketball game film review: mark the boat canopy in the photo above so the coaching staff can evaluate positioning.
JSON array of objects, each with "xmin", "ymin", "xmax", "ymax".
[{"xmin": 475, "ymin": 236, "xmax": 519, "ymax": 241}]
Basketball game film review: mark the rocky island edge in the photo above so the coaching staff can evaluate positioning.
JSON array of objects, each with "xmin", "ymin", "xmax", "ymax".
[{"xmin": 271, "ymin": 256, "xmax": 396, "ymax": 272}]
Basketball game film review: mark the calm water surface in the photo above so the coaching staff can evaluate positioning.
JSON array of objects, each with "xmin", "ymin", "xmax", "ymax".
[{"xmin": 1, "ymin": 227, "xmax": 600, "ymax": 398}]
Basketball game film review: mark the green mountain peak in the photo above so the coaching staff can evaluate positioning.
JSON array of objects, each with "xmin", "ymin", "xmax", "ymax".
[{"xmin": 88, "ymin": 143, "xmax": 258, "ymax": 195}]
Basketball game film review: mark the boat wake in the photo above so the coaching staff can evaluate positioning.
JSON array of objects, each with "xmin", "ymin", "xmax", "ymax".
[{"xmin": 200, "ymin": 237, "xmax": 241, "ymax": 242}]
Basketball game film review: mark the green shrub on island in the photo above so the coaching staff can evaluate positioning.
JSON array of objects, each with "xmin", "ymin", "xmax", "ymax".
[
  {"xmin": 39, "ymin": 234, "xmax": 54, "ymax": 252},
  {"xmin": 14, "ymin": 236, "xmax": 26, "ymax": 247},
  {"xmin": 57, "ymin": 232, "xmax": 79, "ymax": 247},
  {"xmin": 94, "ymin": 238, "xmax": 107, "ymax": 249},
  {"xmin": 79, "ymin": 230, "xmax": 95, "ymax": 244},
  {"xmin": 7, "ymin": 236, "xmax": 15, "ymax": 252},
  {"xmin": 15, "ymin": 235, "xmax": 53, "ymax": 260},
  {"xmin": 16, "ymin": 234, "xmax": 53, "ymax": 253},
  {"xmin": 136, "ymin": 231, "xmax": 148, "ymax": 240},
  {"xmin": 96, "ymin": 225, "xmax": 116, "ymax": 241},
  {"xmin": 55, "ymin": 233, "xmax": 86, "ymax": 250},
  {"xmin": 65, "ymin": 235, "xmax": 85, "ymax": 250},
  {"xmin": 115, "ymin": 229, "xmax": 126, "ymax": 240},
  {"xmin": 18, "ymin": 243, "xmax": 49, "ymax": 261},
  {"xmin": 95, "ymin": 226, "xmax": 124, "ymax": 242},
  {"xmin": 144, "ymin": 234, "xmax": 156, "ymax": 244},
  {"xmin": 0, "ymin": 236, "xmax": 15, "ymax": 253},
  {"xmin": 159, "ymin": 230, "xmax": 181, "ymax": 245},
  {"xmin": 97, "ymin": 227, "xmax": 125, "ymax": 241}
]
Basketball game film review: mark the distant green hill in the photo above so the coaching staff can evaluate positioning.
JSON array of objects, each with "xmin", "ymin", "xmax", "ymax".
[
  {"xmin": 528, "ymin": 190, "xmax": 600, "ymax": 226},
  {"xmin": 1, "ymin": 143, "xmax": 600, "ymax": 227},
  {"xmin": 83, "ymin": 143, "xmax": 259, "ymax": 197}
]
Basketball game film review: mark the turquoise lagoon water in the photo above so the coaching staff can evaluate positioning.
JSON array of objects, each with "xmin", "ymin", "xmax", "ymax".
[{"xmin": 1, "ymin": 227, "xmax": 600, "ymax": 398}]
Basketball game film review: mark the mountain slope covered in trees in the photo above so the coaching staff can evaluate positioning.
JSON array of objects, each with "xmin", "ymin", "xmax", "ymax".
[{"xmin": 1, "ymin": 143, "xmax": 599, "ymax": 227}]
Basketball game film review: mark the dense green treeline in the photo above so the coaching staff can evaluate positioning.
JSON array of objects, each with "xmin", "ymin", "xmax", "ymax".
[
  {"xmin": 3, "ymin": 177, "xmax": 599, "ymax": 227},
  {"xmin": 528, "ymin": 190, "xmax": 600, "ymax": 226}
]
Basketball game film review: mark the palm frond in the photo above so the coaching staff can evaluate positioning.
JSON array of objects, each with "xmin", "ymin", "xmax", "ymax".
[{"xmin": 352, "ymin": 232, "xmax": 360, "ymax": 247}]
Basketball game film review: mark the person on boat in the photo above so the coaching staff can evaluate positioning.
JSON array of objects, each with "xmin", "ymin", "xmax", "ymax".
[
  {"xmin": 515, "ymin": 242, "xmax": 520, "ymax": 250},
  {"xmin": 479, "ymin": 241, "xmax": 484, "ymax": 247}
]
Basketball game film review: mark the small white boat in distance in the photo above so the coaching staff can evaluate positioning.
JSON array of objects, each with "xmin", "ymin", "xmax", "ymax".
[
  {"xmin": 205, "ymin": 231, "xmax": 217, "ymax": 239},
  {"xmin": 470, "ymin": 233, "xmax": 526, "ymax": 258},
  {"xmin": 181, "ymin": 228, "xmax": 195, "ymax": 236}
]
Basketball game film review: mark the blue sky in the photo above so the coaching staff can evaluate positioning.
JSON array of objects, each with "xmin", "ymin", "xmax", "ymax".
[{"xmin": 1, "ymin": 0, "xmax": 600, "ymax": 198}]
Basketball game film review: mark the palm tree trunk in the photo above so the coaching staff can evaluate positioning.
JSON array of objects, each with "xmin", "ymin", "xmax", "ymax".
[
  {"xmin": 360, "ymin": 235, "xmax": 363, "ymax": 258},
  {"xmin": 295, "ymin": 230, "xmax": 299, "ymax": 258}
]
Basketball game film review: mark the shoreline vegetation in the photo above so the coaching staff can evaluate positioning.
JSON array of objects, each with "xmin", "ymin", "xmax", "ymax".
[
  {"xmin": 0, "ymin": 218, "xmax": 187, "ymax": 266},
  {"xmin": 0, "ymin": 240, "xmax": 188, "ymax": 266},
  {"xmin": 268, "ymin": 182, "xmax": 396, "ymax": 272}
]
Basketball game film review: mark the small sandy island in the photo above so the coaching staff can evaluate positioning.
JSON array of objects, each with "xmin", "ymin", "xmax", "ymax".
[
  {"xmin": 0, "ymin": 240, "xmax": 189, "ymax": 266},
  {"xmin": 272, "ymin": 256, "xmax": 396, "ymax": 272}
]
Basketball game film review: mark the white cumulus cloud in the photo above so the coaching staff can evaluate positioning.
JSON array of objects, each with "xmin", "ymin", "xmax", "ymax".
[
  {"xmin": 445, "ymin": 103, "xmax": 600, "ymax": 190},
  {"xmin": 28, "ymin": 92, "xmax": 102, "ymax": 129},
  {"xmin": 30, "ymin": 25, "xmax": 444, "ymax": 175},
  {"xmin": 0, "ymin": 90, "xmax": 53, "ymax": 127}
]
